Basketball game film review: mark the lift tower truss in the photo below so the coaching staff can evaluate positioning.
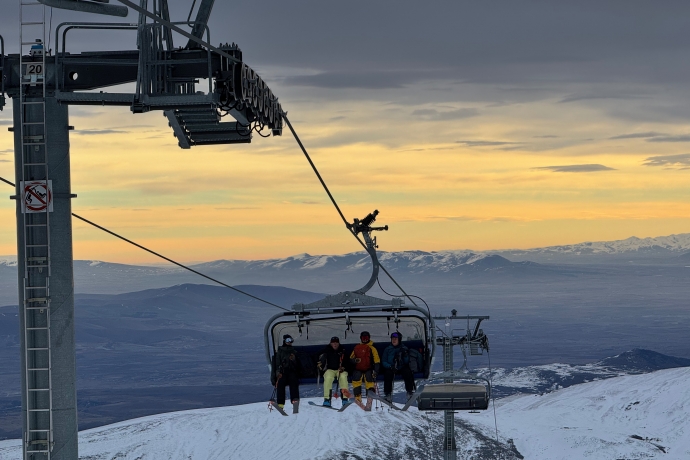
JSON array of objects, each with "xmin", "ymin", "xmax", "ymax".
[{"xmin": 1, "ymin": 1, "xmax": 284, "ymax": 459}]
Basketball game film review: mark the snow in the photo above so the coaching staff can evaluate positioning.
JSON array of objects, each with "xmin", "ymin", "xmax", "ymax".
[
  {"xmin": 1, "ymin": 368, "xmax": 689, "ymax": 459},
  {"xmin": 461, "ymin": 367, "xmax": 690, "ymax": 459}
]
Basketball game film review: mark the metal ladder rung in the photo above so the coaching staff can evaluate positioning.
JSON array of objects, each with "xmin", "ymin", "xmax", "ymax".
[
  {"xmin": 25, "ymin": 286, "xmax": 48, "ymax": 290},
  {"xmin": 27, "ymin": 347, "xmax": 49, "ymax": 351},
  {"xmin": 22, "ymin": 101, "xmax": 45, "ymax": 105},
  {"xmin": 21, "ymin": 22, "xmax": 44, "ymax": 25},
  {"xmin": 28, "ymin": 408, "xmax": 51, "ymax": 412},
  {"xmin": 28, "ymin": 388, "xmax": 50, "ymax": 392},
  {"xmin": 22, "ymin": 122, "xmax": 46, "ymax": 126},
  {"xmin": 20, "ymin": 81, "xmax": 45, "ymax": 86},
  {"xmin": 26, "ymin": 297, "xmax": 48, "ymax": 302},
  {"xmin": 26, "ymin": 244, "xmax": 48, "ymax": 248},
  {"xmin": 21, "ymin": 41, "xmax": 43, "ymax": 45},
  {"xmin": 28, "ymin": 367, "xmax": 50, "ymax": 370},
  {"xmin": 26, "ymin": 327, "xmax": 49, "ymax": 331},
  {"xmin": 28, "ymin": 429, "xmax": 51, "ymax": 433},
  {"xmin": 24, "ymin": 163, "xmax": 48, "ymax": 166},
  {"xmin": 26, "ymin": 225, "xmax": 48, "ymax": 229},
  {"xmin": 25, "ymin": 307, "xmax": 50, "ymax": 310}
]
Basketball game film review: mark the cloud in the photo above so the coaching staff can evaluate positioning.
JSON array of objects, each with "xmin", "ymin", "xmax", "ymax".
[
  {"xmin": 456, "ymin": 140, "xmax": 519, "ymax": 147},
  {"xmin": 428, "ymin": 215, "xmax": 531, "ymax": 223},
  {"xmin": 642, "ymin": 153, "xmax": 690, "ymax": 168},
  {"xmin": 0, "ymin": 149, "xmax": 12, "ymax": 155},
  {"xmin": 0, "ymin": 159, "xmax": 10, "ymax": 163},
  {"xmin": 412, "ymin": 108, "xmax": 480, "ymax": 121},
  {"xmin": 282, "ymin": 71, "xmax": 417, "ymax": 89},
  {"xmin": 532, "ymin": 164, "xmax": 616, "ymax": 173},
  {"xmin": 558, "ymin": 93, "xmax": 644, "ymax": 104},
  {"xmin": 73, "ymin": 129, "xmax": 128, "ymax": 135},
  {"xmin": 609, "ymin": 131, "xmax": 664, "ymax": 140},
  {"xmin": 646, "ymin": 135, "xmax": 690, "ymax": 143},
  {"xmin": 533, "ymin": 135, "xmax": 559, "ymax": 138},
  {"xmin": 301, "ymin": 201, "xmax": 321, "ymax": 205}
]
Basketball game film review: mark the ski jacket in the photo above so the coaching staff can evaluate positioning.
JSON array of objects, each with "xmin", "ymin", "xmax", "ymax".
[
  {"xmin": 350, "ymin": 341, "xmax": 381, "ymax": 373},
  {"xmin": 271, "ymin": 345, "xmax": 302, "ymax": 385},
  {"xmin": 382, "ymin": 343, "xmax": 410, "ymax": 371},
  {"xmin": 319, "ymin": 344, "xmax": 349, "ymax": 372}
]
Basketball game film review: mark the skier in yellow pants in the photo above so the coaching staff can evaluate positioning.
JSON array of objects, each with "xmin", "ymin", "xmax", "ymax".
[{"xmin": 318, "ymin": 336, "xmax": 352, "ymax": 407}]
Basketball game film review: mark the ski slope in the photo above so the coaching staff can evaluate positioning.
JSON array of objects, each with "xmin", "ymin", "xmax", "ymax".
[{"xmin": 1, "ymin": 367, "xmax": 689, "ymax": 459}]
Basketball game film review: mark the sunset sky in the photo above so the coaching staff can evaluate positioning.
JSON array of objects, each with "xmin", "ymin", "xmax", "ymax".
[{"xmin": 2, "ymin": 1, "xmax": 690, "ymax": 263}]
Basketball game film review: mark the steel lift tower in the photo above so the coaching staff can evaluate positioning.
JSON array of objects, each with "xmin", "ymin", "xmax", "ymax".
[{"xmin": 0, "ymin": 1, "xmax": 283, "ymax": 458}]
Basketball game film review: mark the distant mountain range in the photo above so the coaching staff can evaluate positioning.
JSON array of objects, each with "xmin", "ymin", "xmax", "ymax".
[
  {"xmin": 3, "ymin": 232, "xmax": 690, "ymax": 304},
  {"xmin": 496, "ymin": 232, "xmax": 690, "ymax": 262}
]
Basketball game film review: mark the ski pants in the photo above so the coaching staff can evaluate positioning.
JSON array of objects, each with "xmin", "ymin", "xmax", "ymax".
[
  {"xmin": 277, "ymin": 370, "xmax": 300, "ymax": 405},
  {"xmin": 383, "ymin": 366, "xmax": 415, "ymax": 395},
  {"xmin": 352, "ymin": 370, "xmax": 375, "ymax": 397},
  {"xmin": 323, "ymin": 369, "xmax": 349, "ymax": 399}
]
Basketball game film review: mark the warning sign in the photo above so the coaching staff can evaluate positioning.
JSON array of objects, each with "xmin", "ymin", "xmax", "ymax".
[{"xmin": 21, "ymin": 180, "xmax": 53, "ymax": 213}]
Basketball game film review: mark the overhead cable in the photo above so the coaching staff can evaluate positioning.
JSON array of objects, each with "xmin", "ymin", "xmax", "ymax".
[
  {"xmin": 0, "ymin": 176, "xmax": 289, "ymax": 312},
  {"xmin": 282, "ymin": 113, "xmax": 420, "ymax": 309}
]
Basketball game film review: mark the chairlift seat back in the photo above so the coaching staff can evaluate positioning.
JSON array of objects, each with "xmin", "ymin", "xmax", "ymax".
[{"xmin": 417, "ymin": 383, "xmax": 489, "ymax": 411}]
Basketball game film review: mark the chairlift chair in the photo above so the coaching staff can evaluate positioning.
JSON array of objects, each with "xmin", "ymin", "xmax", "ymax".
[{"xmin": 264, "ymin": 211, "xmax": 436, "ymax": 385}]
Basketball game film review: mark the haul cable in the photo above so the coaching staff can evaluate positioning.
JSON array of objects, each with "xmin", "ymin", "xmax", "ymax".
[
  {"xmin": 282, "ymin": 114, "xmax": 420, "ymax": 309},
  {"xmin": 0, "ymin": 176, "xmax": 289, "ymax": 312}
]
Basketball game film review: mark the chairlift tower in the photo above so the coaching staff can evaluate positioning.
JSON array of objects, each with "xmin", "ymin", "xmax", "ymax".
[
  {"xmin": 431, "ymin": 313, "xmax": 490, "ymax": 460},
  {"xmin": 1, "ymin": 1, "xmax": 284, "ymax": 458}
]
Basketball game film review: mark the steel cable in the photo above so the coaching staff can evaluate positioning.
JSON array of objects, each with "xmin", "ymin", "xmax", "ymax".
[
  {"xmin": 282, "ymin": 113, "xmax": 421, "ymax": 310},
  {"xmin": 0, "ymin": 176, "xmax": 290, "ymax": 312}
]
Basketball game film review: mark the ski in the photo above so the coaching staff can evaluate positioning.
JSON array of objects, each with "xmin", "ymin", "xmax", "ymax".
[
  {"xmin": 401, "ymin": 391, "xmax": 420, "ymax": 411},
  {"xmin": 269, "ymin": 401, "xmax": 289, "ymax": 416},
  {"xmin": 367, "ymin": 393, "xmax": 402, "ymax": 410},
  {"xmin": 351, "ymin": 398, "xmax": 373, "ymax": 412},
  {"xmin": 337, "ymin": 400, "xmax": 356, "ymax": 412},
  {"xmin": 308, "ymin": 401, "xmax": 339, "ymax": 411}
]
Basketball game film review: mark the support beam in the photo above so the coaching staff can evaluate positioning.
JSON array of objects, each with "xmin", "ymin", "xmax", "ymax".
[{"xmin": 187, "ymin": 0, "xmax": 215, "ymax": 49}]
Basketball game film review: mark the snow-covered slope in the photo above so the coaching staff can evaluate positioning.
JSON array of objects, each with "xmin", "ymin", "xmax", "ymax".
[
  {"xmin": 1, "ymin": 367, "xmax": 688, "ymax": 460},
  {"xmin": 462, "ymin": 366, "xmax": 690, "ymax": 459}
]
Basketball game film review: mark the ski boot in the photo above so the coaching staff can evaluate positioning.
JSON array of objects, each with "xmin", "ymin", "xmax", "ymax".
[
  {"xmin": 384, "ymin": 393, "xmax": 393, "ymax": 404},
  {"xmin": 323, "ymin": 398, "xmax": 332, "ymax": 407},
  {"xmin": 340, "ymin": 390, "xmax": 352, "ymax": 407},
  {"xmin": 292, "ymin": 399, "xmax": 300, "ymax": 414}
]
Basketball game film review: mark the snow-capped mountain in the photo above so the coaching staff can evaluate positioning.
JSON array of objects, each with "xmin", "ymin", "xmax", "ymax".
[
  {"xmin": 1, "ymin": 366, "xmax": 688, "ymax": 460},
  {"xmin": 497, "ymin": 232, "xmax": 690, "ymax": 262}
]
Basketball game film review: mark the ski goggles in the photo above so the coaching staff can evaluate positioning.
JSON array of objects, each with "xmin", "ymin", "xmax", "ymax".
[
  {"xmin": 330, "ymin": 336, "xmax": 340, "ymax": 343},
  {"xmin": 285, "ymin": 338, "xmax": 294, "ymax": 344}
]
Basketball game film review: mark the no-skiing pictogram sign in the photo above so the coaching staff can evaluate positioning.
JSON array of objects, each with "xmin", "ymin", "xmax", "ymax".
[{"xmin": 21, "ymin": 180, "xmax": 53, "ymax": 213}]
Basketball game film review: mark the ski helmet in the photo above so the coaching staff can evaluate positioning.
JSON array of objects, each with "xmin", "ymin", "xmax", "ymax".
[
  {"xmin": 330, "ymin": 336, "xmax": 340, "ymax": 343},
  {"xmin": 360, "ymin": 331, "xmax": 371, "ymax": 342},
  {"xmin": 391, "ymin": 331, "xmax": 402, "ymax": 340}
]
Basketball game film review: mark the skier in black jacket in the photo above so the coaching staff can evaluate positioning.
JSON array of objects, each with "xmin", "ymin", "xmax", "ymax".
[
  {"xmin": 271, "ymin": 334, "xmax": 302, "ymax": 413},
  {"xmin": 317, "ymin": 336, "xmax": 352, "ymax": 407}
]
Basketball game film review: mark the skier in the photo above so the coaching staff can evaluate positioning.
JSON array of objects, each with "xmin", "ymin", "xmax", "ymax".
[
  {"xmin": 349, "ymin": 331, "xmax": 380, "ymax": 403},
  {"xmin": 317, "ymin": 336, "xmax": 352, "ymax": 407},
  {"xmin": 271, "ymin": 334, "xmax": 302, "ymax": 413},
  {"xmin": 381, "ymin": 331, "xmax": 415, "ymax": 402}
]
